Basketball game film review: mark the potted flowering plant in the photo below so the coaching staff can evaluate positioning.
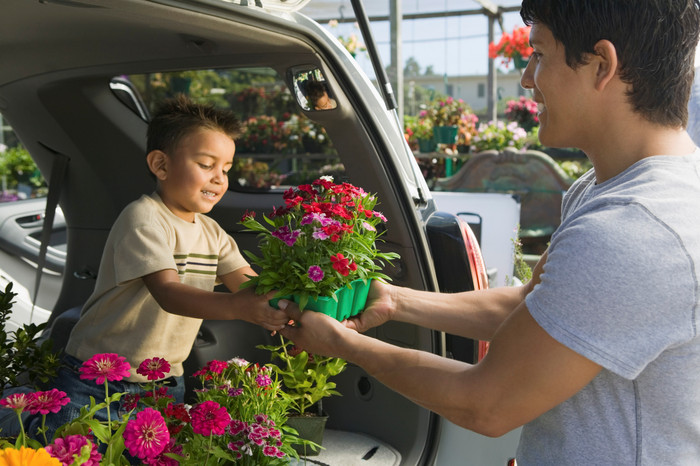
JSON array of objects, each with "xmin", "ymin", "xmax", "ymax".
[
  {"xmin": 505, "ymin": 96, "xmax": 539, "ymax": 131},
  {"xmin": 488, "ymin": 25, "xmax": 533, "ymax": 70},
  {"xmin": 457, "ymin": 113, "xmax": 479, "ymax": 153},
  {"xmin": 424, "ymin": 97, "xmax": 470, "ymax": 144},
  {"xmin": 471, "ymin": 120, "xmax": 532, "ymax": 153},
  {"xmin": 239, "ymin": 176, "xmax": 399, "ymax": 317},
  {"xmin": 404, "ymin": 116, "xmax": 434, "ymax": 153}
]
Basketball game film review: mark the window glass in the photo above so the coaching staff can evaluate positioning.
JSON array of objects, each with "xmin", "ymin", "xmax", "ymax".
[
  {"xmin": 126, "ymin": 68, "xmax": 342, "ymax": 192},
  {"xmin": 0, "ymin": 114, "xmax": 47, "ymax": 202}
]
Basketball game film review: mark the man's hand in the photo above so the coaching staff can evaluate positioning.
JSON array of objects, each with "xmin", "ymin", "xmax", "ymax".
[
  {"xmin": 278, "ymin": 300, "xmax": 355, "ymax": 359},
  {"xmin": 343, "ymin": 280, "xmax": 396, "ymax": 333}
]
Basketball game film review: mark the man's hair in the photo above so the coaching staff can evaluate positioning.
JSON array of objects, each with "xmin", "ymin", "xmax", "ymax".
[
  {"xmin": 520, "ymin": 0, "xmax": 700, "ymax": 128},
  {"xmin": 146, "ymin": 94, "xmax": 243, "ymax": 155}
]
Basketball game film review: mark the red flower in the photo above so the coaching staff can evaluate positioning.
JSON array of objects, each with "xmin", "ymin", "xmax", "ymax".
[
  {"xmin": 137, "ymin": 357, "xmax": 171, "ymax": 381},
  {"xmin": 331, "ymin": 253, "xmax": 356, "ymax": 276},
  {"xmin": 79, "ymin": 353, "xmax": 131, "ymax": 385}
]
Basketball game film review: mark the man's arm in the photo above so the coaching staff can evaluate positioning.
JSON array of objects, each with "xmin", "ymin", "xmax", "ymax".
[
  {"xmin": 348, "ymin": 252, "xmax": 548, "ymax": 341},
  {"xmin": 279, "ymin": 296, "xmax": 601, "ymax": 437}
]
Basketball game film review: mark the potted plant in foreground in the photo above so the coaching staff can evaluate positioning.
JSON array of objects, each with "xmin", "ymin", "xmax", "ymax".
[
  {"xmin": 239, "ymin": 176, "xmax": 399, "ymax": 318},
  {"xmin": 260, "ymin": 338, "xmax": 346, "ymax": 456}
]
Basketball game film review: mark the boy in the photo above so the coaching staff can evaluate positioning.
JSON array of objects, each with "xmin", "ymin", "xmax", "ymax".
[
  {"xmin": 279, "ymin": 1, "xmax": 700, "ymax": 464},
  {"xmin": 36, "ymin": 95, "xmax": 289, "ymax": 435}
]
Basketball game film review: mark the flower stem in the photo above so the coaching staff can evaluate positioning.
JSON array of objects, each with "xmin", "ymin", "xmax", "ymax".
[
  {"xmin": 104, "ymin": 381, "xmax": 112, "ymax": 465},
  {"xmin": 14, "ymin": 409, "xmax": 26, "ymax": 448},
  {"xmin": 40, "ymin": 414, "xmax": 48, "ymax": 445}
]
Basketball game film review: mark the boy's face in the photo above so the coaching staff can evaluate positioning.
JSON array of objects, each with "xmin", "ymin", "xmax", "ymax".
[
  {"xmin": 157, "ymin": 128, "xmax": 235, "ymax": 222},
  {"xmin": 520, "ymin": 23, "xmax": 592, "ymax": 149}
]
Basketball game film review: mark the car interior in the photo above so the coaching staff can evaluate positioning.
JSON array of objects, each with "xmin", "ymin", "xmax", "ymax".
[{"xmin": 0, "ymin": 0, "xmax": 457, "ymax": 463}]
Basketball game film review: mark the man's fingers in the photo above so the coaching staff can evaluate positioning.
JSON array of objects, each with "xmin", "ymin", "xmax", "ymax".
[{"xmin": 277, "ymin": 299, "xmax": 303, "ymax": 321}]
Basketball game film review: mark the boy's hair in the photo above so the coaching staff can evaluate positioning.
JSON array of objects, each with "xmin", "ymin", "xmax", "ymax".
[
  {"xmin": 146, "ymin": 94, "xmax": 243, "ymax": 155},
  {"xmin": 520, "ymin": 0, "xmax": 700, "ymax": 128}
]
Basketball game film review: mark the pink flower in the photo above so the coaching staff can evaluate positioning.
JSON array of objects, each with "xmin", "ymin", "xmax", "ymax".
[
  {"xmin": 263, "ymin": 445, "xmax": 284, "ymax": 458},
  {"xmin": 137, "ymin": 357, "xmax": 171, "ymax": 381},
  {"xmin": 123, "ymin": 408, "xmax": 170, "ymax": 460},
  {"xmin": 307, "ymin": 265, "xmax": 324, "ymax": 282},
  {"xmin": 143, "ymin": 439, "xmax": 182, "ymax": 466},
  {"xmin": 0, "ymin": 392, "xmax": 34, "ymax": 412},
  {"xmin": 228, "ymin": 419, "xmax": 247, "ymax": 435},
  {"xmin": 79, "ymin": 353, "xmax": 131, "ymax": 385},
  {"xmin": 190, "ymin": 401, "xmax": 231, "ymax": 436},
  {"xmin": 46, "ymin": 435, "xmax": 101, "ymax": 466},
  {"xmin": 192, "ymin": 359, "xmax": 229, "ymax": 378},
  {"xmin": 27, "ymin": 389, "xmax": 69, "ymax": 415},
  {"xmin": 255, "ymin": 374, "xmax": 272, "ymax": 388}
]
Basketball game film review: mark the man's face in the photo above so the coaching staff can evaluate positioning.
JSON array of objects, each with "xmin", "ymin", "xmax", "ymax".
[
  {"xmin": 158, "ymin": 128, "xmax": 234, "ymax": 222},
  {"xmin": 520, "ymin": 23, "xmax": 591, "ymax": 149}
]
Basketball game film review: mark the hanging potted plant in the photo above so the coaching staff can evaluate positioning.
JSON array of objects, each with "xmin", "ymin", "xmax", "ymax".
[
  {"xmin": 239, "ymin": 176, "xmax": 399, "ymax": 318},
  {"xmin": 425, "ymin": 97, "xmax": 469, "ymax": 145},
  {"xmin": 260, "ymin": 338, "xmax": 346, "ymax": 456},
  {"xmin": 488, "ymin": 25, "xmax": 533, "ymax": 70}
]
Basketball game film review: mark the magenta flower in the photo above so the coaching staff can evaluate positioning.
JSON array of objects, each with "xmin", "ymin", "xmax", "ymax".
[
  {"xmin": 123, "ymin": 408, "xmax": 170, "ymax": 460},
  {"xmin": 255, "ymin": 374, "xmax": 272, "ymax": 388},
  {"xmin": 263, "ymin": 445, "xmax": 284, "ymax": 458},
  {"xmin": 27, "ymin": 389, "xmax": 69, "ymax": 415},
  {"xmin": 79, "ymin": 353, "xmax": 131, "ymax": 385},
  {"xmin": 228, "ymin": 387, "xmax": 244, "ymax": 397},
  {"xmin": 307, "ymin": 265, "xmax": 324, "ymax": 282},
  {"xmin": 143, "ymin": 439, "xmax": 182, "ymax": 466},
  {"xmin": 0, "ymin": 392, "xmax": 34, "ymax": 412},
  {"xmin": 312, "ymin": 228, "xmax": 330, "ymax": 240},
  {"xmin": 271, "ymin": 226, "xmax": 302, "ymax": 247},
  {"xmin": 229, "ymin": 419, "xmax": 247, "ymax": 435},
  {"xmin": 46, "ymin": 435, "xmax": 101, "ymax": 466},
  {"xmin": 190, "ymin": 401, "xmax": 231, "ymax": 436},
  {"xmin": 361, "ymin": 221, "xmax": 376, "ymax": 232},
  {"xmin": 137, "ymin": 357, "xmax": 171, "ymax": 381}
]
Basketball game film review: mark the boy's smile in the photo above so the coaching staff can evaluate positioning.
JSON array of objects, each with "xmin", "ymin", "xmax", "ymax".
[{"xmin": 157, "ymin": 128, "xmax": 235, "ymax": 222}]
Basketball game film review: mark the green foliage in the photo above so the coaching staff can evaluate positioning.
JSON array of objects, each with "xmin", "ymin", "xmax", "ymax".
[
  {"xmin": 0, "ymin": 145, "xmax": 45, "ymax": 190},
  {"xmin": 0, "ymin": 282, "xmax": 60, "ymax": 398},
  {"xmin": 261, "ymin": 338, "xmax": 346, "ymax": 416}
]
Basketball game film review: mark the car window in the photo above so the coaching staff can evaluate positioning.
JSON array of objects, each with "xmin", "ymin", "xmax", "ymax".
[
  {"xmin": 0, "ymin": 115, "xmax": 46, "ymax": 202},
  {"xmin": 126, "ymin": 68, "xmax": 342, "ymax": 192}
]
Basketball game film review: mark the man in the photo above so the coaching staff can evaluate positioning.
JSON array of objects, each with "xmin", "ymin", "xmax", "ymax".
[{"xmin": 280, "ymin": 1, "xmax": 700, "ymax": 463}]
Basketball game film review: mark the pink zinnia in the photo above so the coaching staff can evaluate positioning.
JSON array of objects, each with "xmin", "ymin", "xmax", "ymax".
[
  {"xmin": 123, "ymin": 408, "xmax": 170, "ymax": 460},
  {"xmin": 46, "ymin": 435, "xmax": 101, "ymax": 466},
  {"xmin": 190, "ymin": 401, "xmax": 231, "ymax": 436},
  {"xmin": 27, "ymin": 389, "xmax": 69, "ymax": 415},
  {"xmin": 137, "ymin": 357, "xmax": 171, "ymax": 381},
  {"xmin": 0, "ymin": 392, "xmax": 34, "ymax": 412},
  {"xmin": 79, "ymin": 353, "xmax": 131, "ymax": 385}
]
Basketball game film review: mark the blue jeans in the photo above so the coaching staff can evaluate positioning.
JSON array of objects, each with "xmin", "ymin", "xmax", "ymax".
[{"xmin": 0, "ymin": 354, "xmax": 185, "ymax": 442}]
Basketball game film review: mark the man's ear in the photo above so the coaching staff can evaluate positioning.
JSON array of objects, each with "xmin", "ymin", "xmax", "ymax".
[
  {"xmin": 592, "ymin": 39, "xmax": 618, "ymax": 91},
  {"xmin": 146, "ymin": 150, "xmax": 168, "ymax": 180}
]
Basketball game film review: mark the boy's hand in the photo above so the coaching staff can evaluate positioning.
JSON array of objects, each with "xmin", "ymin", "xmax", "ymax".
[{"xmin": 237, "ymin": 288, "xmax": 289, "ymax": 332}]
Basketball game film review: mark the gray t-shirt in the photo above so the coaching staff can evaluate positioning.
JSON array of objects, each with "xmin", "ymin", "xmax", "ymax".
[{"xmin": 518, "ymin": 152, "xmax": 700, "ymax": 465}]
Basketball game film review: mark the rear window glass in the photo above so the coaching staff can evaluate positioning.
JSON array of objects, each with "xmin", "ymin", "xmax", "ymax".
[{"xmin": 126, "ymin": 68, "xmax": 342, "ymax": 192}]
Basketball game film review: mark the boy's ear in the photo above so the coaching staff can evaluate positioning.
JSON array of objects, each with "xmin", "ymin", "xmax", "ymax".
[
  {"xmin": 146, "ymin": 150, "xmax": 168, "ymax": 180},
  {"xmin": 592, "ymin": 39, "xmax": 618, "ymax": 91}
]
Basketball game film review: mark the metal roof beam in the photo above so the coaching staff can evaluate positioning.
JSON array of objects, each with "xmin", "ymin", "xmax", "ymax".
[{"xmin": 313, "ymin": 6, "xmax": 521, "ymax": 24}]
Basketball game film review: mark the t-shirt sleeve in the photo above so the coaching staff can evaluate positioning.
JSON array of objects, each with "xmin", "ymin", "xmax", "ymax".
[
  {"xmin": 216, "ymin": 231, "xmax": 249, "ymax": 278},
  {"xmin": 526, "ymin": 202, "xmax": 696, "ymax": 379},
  {"xmin": 113, "ymin": 223, "xmax": 177, "ymax": 285}
]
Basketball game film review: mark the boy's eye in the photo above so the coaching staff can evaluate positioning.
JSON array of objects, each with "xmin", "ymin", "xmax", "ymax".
[{"xmin": 199, "ymin": 163, "xmax": 212, "ymax": 169}]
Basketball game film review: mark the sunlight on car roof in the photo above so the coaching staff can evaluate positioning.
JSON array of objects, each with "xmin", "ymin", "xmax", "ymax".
[{"xmin": 207, "ymin": 0, "xmax": 311, "ymax": 13}]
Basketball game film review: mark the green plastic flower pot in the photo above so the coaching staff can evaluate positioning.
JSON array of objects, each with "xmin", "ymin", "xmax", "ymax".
[
  {"xmin": 350, "ymin": 279, "xmax": 371, "ymax": 317},
  {"xmin": 269, "ymin": 279, "xmax": 372, "ymax": 321},
  {"xmin": 434, "ymin": 125, "xmax": 458, "ymax": 144},
  {"xmin": 297, "ymin": 294, "xmax": 338, "ymax": 320},
  {"xmin": 287, "ymin": 412, "xmax": 328, "ymax": 456}
]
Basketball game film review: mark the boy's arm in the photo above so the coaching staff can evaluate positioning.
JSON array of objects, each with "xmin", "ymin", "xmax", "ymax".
[{"xmin": 142, "ymin": 268, "xmax": 288, "ymax": 331}]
